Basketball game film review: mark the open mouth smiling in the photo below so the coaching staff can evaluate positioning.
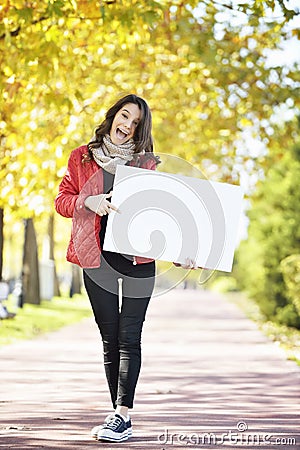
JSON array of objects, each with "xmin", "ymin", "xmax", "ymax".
[{"xmin": 116, "ymin": 128, "xmax": 129, "ymax": 140}]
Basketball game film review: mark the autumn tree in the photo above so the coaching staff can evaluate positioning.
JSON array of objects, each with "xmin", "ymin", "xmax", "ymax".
[{"xmin": 0, "ymin": 0, "xmax": 299, "ymax": 299}]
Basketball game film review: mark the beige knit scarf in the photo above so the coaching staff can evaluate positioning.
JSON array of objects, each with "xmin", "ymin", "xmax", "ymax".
[{"xmin": 90, "ymin": 134, "xmax": 136, "ymax": 174}]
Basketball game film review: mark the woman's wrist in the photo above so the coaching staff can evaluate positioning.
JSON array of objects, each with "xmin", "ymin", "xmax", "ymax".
[{"xmin": 84, "ymin": 196, "xmax": 92, "ymax": 210}]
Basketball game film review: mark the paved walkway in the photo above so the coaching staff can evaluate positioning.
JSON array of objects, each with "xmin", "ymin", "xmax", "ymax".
[{"xmin": 0, "ymin": 289, "xmax": 299, "ymax": 449}]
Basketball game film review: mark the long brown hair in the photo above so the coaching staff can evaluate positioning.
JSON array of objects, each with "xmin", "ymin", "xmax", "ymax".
[{"xmin": 88, "ymin": 94, "xmax": 154, "ymax": 154}]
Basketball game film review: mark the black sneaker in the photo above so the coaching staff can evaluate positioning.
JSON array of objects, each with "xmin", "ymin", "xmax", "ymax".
[
  {"xmin": 91, "ymin": 413, "xmax": 115, "ymax": 439},
  {"xmin": 126, "ymin": 416, "xmax": 133, "ymax": 437},
  {"xmin": 96, "ymin": 413, "xmax": 130, "ymax": 442},
  {"xmin": 91, "ymin": 414, "xmax": 132, "ymax": 440}
]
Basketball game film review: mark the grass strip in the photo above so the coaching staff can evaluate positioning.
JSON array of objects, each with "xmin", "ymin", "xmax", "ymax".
[
  {"xmin": 225, "ymin": 291, "xmax": 300, "ymax": 366},
  {"xmin": 0, "ymin": 295, "xmax": 92, "ymax": 346}
]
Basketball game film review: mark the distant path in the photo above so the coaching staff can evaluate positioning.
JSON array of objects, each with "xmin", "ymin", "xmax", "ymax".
[{"xmin": 0, "ymin": 289, "xmax": 299, "ymax": 449}]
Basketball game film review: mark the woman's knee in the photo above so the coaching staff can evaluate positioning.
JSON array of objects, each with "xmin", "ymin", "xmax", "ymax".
[{"xmin": 118, "ymin": 328, "xmax": 142, "ymax": 349}]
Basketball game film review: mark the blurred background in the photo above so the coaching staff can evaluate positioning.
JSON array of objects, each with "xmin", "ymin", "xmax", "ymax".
[{"xmin": 0, "ymin": 1, "xmax": 299, "ymax": 337}]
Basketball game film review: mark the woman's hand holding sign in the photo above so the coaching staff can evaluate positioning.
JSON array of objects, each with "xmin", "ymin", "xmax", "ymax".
[
  {"xmin": 174, "ymin": 257, "xmax": 201, "ymax": 270},
  {"xmin": 85, "ymin": 192, "xmax": 120, "ymax": 216}
]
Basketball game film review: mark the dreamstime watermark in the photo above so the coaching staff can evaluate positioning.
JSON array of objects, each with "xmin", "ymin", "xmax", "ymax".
[{"xmin": 157, "ymin": 421, "xmax": 297, "ymax": 447}]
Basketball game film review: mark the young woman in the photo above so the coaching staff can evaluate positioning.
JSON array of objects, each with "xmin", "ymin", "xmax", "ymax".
[
  {"xmin": 55, "ymin": 94, "xmax": 196, "ymax": 443},
  {"xmin": 55, "ymin": 94, "xmax": 162, "ymax": 443}
]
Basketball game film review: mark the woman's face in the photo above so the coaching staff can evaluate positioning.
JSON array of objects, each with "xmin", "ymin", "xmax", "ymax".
[{"xmin": 110, "ymin": 103, "xmax": 141, "ymax": 145}]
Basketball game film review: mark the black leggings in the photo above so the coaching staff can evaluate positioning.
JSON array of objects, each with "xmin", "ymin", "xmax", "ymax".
[{"xmin": 83, "ymin": 252, "xmax": 155, "ymax": 409}]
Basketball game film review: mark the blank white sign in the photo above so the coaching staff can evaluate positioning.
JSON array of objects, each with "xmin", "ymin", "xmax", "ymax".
[{"xmin": 103, "ymin": 165, "xmax": 244, "ymax": 272}]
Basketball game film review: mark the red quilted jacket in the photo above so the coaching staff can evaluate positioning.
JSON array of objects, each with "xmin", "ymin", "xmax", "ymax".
[{"xmin": 55, "ymin": 145, "xmax": 157, "ymax": 268}]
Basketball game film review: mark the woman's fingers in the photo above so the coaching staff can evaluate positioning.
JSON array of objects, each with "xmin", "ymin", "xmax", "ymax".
[
  {"xmin": 180, "ymin": 257, "xmax": 198, "ymax": 270},
  {"xmin": 192, "ymin": 259, "xmax": 198, "ymax": 269},
  {"xmin": 187, "ymin": 257, "xmax": 198, "ymax": 269},
  {"xmin": 85, "ymin": 193, "xmax": 120, "ymax": 216},
  {"xmin": 181, "ymin": 257, "xmax": 191, "ymax": 269},
  {"xmin": 107, "ymin": 202, "xmax": 120, "ymax": 213},
  {"xmin": 173, "ymin": 258, "xmax": 204, "ymax": 269},
  {"xmin": 98, "ymin": 203, "xmax": 110, "ymax": 216},
  {"xmin": 104, "ymin": 192, "xmax": 120, "ymax": 214},
  {"xmin": 98, "ymin": 201, "xmax": 120, "ymax": 216}
]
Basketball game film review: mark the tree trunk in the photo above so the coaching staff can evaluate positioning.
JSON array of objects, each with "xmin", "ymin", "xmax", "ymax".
[
  {"xmin": 22, "ymin": 218, "xmax": 41, "ymax": 305},
  {"xmin": 70, "ymin": 264, "xmax": 82, "ymax": 297},
  {"xmin": 48, "ymin": 213, "xmax": 61, "ymax": 297},
  {"xmin": 0, "ymin": 208, "xmax": 3, "ymax": 281}
]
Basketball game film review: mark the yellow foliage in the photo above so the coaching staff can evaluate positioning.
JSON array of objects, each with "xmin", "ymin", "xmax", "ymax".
[{"xmin": 0, "ymin": 0, "xmax": 298, "ymax": 219}]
